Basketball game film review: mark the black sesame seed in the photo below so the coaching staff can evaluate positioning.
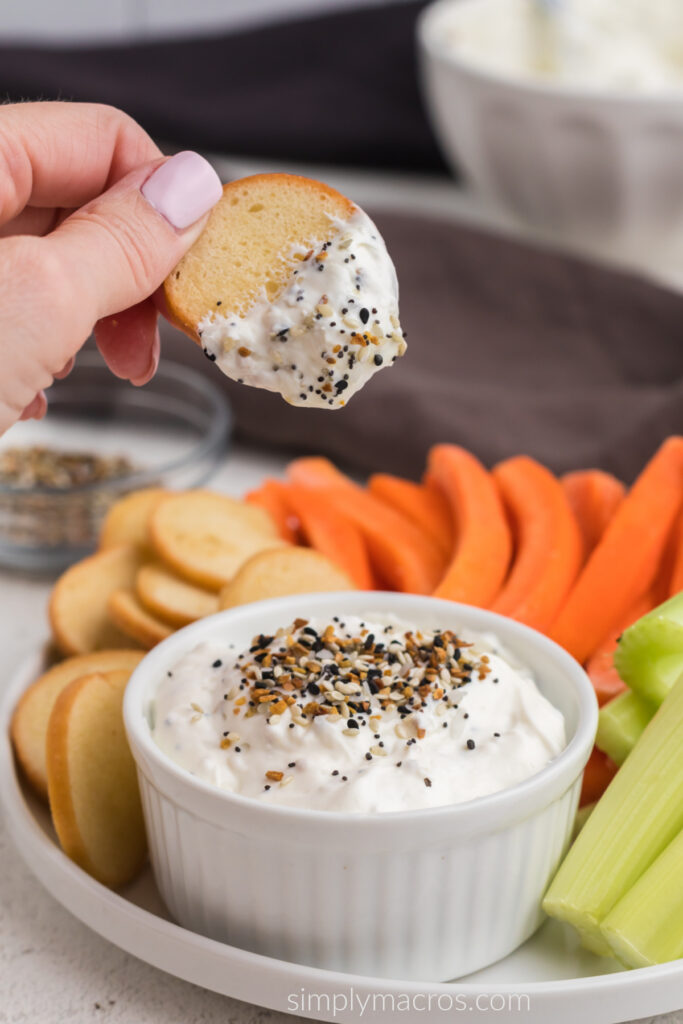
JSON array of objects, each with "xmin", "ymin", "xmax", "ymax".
[
  {"xmin": 373, "ymin": 354, "xmax": 383, "ymax": 366},
  {"xmin": 212, "ymin": 659, "xmax": 222, "ymax": 668},
  {"xmin": 424, "ymin": 777, "xmax": 432, "ymax": 787},
  {"xmin": 467, "ymin": 739, "xmax": 476, "ymax": 750},
  {"xmin": 359, "ymin": 308, "xmax": 370, "ymax": 324},
  {"xmin": 264, "ymin": 785, "xmax": 271, "ymax": 791},
  {"xmin": 365, "ymin": 752, "xmax": 372, "ymax": 761}
]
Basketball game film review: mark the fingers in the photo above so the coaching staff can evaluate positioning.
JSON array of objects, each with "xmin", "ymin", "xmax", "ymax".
[
  {"xmin": 95, "ymin": 299, "xmax": 160, "ymax": 385},
  {"xmin": 54, "ymin": 356, "xmax": 75, "ymax": 380},
  {"xmin": 46, "ymin": 151, "xmax": 222, "ymax": 322},
  {"xmin": 0, "ymin": 102, "xmax": 161, "ymax": 226},
  {"xmin": 20, "ymin": 391, "xmax": 47, "ymax": 421},
  {"xmin": 0, "ymin": 151, "xmax": 222, "ymax": 433}
]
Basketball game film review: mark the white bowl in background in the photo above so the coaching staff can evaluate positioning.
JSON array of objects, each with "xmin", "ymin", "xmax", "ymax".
[
  {"xmin": 418, "ymin": 0, "xmax": 683, "ymax": 249},
  {"xmin": 123, "ymin": 591, "xmax": 597, "ymax": 982}
]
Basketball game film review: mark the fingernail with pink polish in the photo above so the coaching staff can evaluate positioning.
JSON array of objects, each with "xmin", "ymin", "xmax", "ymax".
[
  {"xmin": 129, "ymin": 334, "xmax": 160, "ymax": 388},
  {"xmin": 20, "ymin": 391, "xmax": 47, "ymax": 421},
  {"xmin": 141, "ymin": 152, "xmax": 223, "ymax": 230}
]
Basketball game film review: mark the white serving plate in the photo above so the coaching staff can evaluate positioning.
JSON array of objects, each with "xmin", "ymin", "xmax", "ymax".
[{"xmin": 2, "ymin": 653, "xmax": 683, "ymax": 1024}]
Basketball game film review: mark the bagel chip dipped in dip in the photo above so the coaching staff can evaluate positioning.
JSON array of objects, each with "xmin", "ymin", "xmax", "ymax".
[{"xmin": 164, "ymin": 173, "xmax": 407, "ymax": 408}]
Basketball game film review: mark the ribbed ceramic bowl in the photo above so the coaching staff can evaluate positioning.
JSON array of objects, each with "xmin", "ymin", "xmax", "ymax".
[
  {"xmin": 419, "ymin": 0, "xmax": 683, "ymax": 249},
  {"xmin": 123, "ymin": 592, "xmax": 597, "ymax": 982}
]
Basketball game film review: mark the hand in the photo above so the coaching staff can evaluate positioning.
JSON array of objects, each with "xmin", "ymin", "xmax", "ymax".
[{"xmin": 0, "ymin": 102, "xmax": 223, "ymax": 433}]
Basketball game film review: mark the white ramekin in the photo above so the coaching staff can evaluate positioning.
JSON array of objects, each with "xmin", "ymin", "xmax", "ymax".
[
  {"xmin": 419, "ymin": 0, "xmax": 683, "ymax": 251},
  {"xmin": 123, "ymin": 592, "xmax": 597, "ymax": 982}
]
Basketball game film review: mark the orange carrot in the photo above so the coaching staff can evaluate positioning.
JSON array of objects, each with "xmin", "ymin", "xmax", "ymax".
[
  {"xmin": 580, "ymin": 747, "xmax": 619, "ymax": 807},
  {"xmin": 287, "ymin": 458, "xmax": 445, "ymax": 594},
  {"xmin": 287, "ymin": 456, "xmax": 349, "ymax": 490},
  {"xmin": 368, "ymin": 474, "xmax": 453, "ymax": 558},
  {"xmin": 561, "ymin": 470, "xmax": 625, "ymax": 561},
  {"xmin": 667, "ymin": 509, "xmax": 683, "ymax": 597},
  {"xmin": 246, "ymin": 481, "xmax": 299, "ymax": 543},
  {"xmin": 585, "ymin": 592, "xmax": 655, "ymax": 706},
  {"xmin": 281, "ymin": 483, "xmax": 374, "ymax": 589},
  {"xmin": 426, "ymin": 445, "xmax": 512, "ymax": 607},
  {"xmin": 549, "ymin": 437, "xmax": 683, "ymax": 664},
  {"xmin": 491, "ymin": 456, "xmax": 583, "ymax": 632}
]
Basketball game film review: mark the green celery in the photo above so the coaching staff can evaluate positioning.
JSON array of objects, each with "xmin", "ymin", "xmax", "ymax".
[
  {"xmin": 615, "ymin": 592, "xmax": 683, "ymax": 705},
  {"xmin": 595, "ymin": 690, "xmax": 656, "ymax": 766},
  {"xmin": 573, "ymin": 802, "xmax": 595, "ymax": 839},
  {"xmin": 601, "ymin": 828, "xmax": 683, "ymax": 967},
  {"xmin": 543, "ymin": 674, "xmax": 683, "ymax": 953}
]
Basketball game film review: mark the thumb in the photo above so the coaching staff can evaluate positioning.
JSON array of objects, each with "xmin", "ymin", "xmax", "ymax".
[
  {"xmin": 0, "ymin": 151, "xmax": 222, "ymax": 431},
  {"xmin": 47, "ymin": 150, "xmax": 223, "ymax": 324}
]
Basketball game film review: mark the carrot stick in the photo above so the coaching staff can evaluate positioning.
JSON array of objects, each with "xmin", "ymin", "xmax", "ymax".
[
  {"xmin": 491, "ymin": 456, "xmax": 583, "ymax": 632},
  {"xmin": 561, "ymin": 470, "xmax": 625, "ymax": 561},
  {"xmin": 426, "ymin": 445, "xmax": 512, "ymax": 607},
  {"xmin": 281, "ymin": 483, "xmax": 374, "ymax": 590},
  {"xmin": 667, "ymin": 510, "xmax": 683, "ymax": 597},
  {"xmin": 368, "ymin": 474, "xmax": 453, "ymax": 558},
  {"xmin": 245, "ymin": 481, "xmax": 299, "ymax": 544},
  {"xmin": 580, "ymin": 747, "xmax": 619, "ymax": 807},
  {"xmin": 549, "ymin": 437, "xmax": 683, "ymax": 664},
  {"xmin": 585, "ymin": 592, "xmax": 655, "ymax": 706},
  {"xmin": 287, "ymin": 458, "xmax": 445, "ymax": 594}
]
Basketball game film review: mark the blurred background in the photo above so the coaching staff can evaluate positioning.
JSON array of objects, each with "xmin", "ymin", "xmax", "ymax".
[{"xmin": 4, "ymin": 0, "xmax": 683, "ymax": 570}]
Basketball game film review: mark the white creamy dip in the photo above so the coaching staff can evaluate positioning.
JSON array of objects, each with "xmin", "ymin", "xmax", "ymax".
[
  {"xmin": 152, "ymin": 615, "xmax": 565, "ymax": 813},
  {"xmin": 198, "ymin": 208, "xmax": 407, "ymax": 409},
  {"xmin": 442, "ymin": 0, "xmax": 683, "ymax": 93}
]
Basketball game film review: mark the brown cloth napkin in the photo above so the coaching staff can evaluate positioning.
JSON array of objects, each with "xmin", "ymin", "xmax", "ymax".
[{"xmin": 162, "ymin": 210, "xmax": 683, "ymax": 483}]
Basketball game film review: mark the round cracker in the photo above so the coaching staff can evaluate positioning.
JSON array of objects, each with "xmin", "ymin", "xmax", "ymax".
[
  {"xmin": 219, "ymin": 546, "xmax": 353, "ymax": 609},
  {"xmin": 164, "ymin": 173, "xmax": 356, "ymax": 342},
  {"xmin": 150, "ymin": 490, "xmax": 284, "ymax": 590},
  {"xmin": 49, "ymin": 545, "xmax": 146, "ymax": 656},
  {"xmin": 10, "ymin": 649, "xmax": 144, "ymax": 800},
  {"xmin": 99, "ymin": 488, "xmax": 169, "ymax": 551},
  {"xmin": 46, "ymin": 669, "xmax": 147, "ymax": 888},
  {"xmin": 107, "ymin": 590, "xmax": 174, "ymax": 649},
  {"xmin": 136, "ymin": 562, "xmax": 218, "ymax": 627}
]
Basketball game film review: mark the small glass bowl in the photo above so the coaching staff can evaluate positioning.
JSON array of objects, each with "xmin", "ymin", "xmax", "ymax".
[{"xmin": 0, "ymin": 353, "xmax": 231, "ymax": 574}]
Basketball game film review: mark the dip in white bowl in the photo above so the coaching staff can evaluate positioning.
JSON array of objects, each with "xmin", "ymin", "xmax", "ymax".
[{"xmin": 152, "ymin": 615, "xmax": 565, "ymax": 813}]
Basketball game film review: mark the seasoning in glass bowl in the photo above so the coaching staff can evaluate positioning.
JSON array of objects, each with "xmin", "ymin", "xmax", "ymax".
[{"xmin": 0, "ymin": 446, "xmax": 135, "ymax": 490}]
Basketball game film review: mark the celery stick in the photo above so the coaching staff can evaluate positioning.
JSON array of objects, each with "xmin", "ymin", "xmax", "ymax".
[
  {"xmin": 543, "ymin": 674, "xmax": 683, "ymax": 952},
  {"xmin": 596, "ymin": 691, "xmax": 656, "ymax": 766},
  {"xmin": 615, "ymin": 592, "xmax": 683, "ymax": 705},
  {"xmin": 573, "ymin": 801, "xmax": 595, "ymax": 839},
  {"xmin": 601, "ymin": 828, "xmax": 683, "ymax": 968}
]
